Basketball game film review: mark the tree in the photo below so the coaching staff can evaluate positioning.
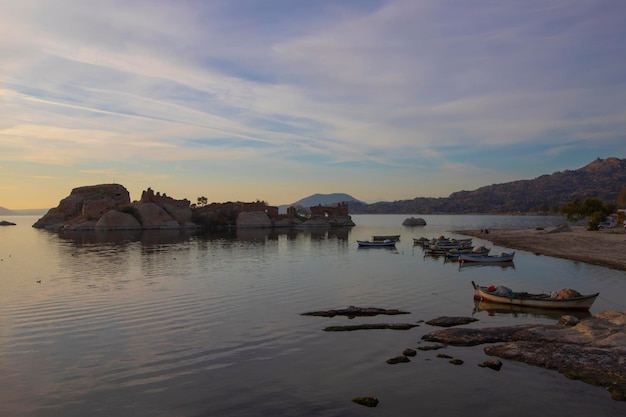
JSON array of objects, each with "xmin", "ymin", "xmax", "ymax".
[
  {"xmin": 559, "ymin": 198, "xmax": 584, "ymax": 222},
  {"xmin": 197, "ymin": 196, "xmax": 208, "ymax": 207},
  {"xmin": 559, "ymin": 197, "xmax": 614, "ymax": 230}
]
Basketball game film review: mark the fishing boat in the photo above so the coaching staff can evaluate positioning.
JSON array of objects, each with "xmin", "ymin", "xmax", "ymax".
[
  {"xmin": 458, "ymin": 251, "xmax": 515, "ymax": 263},
  {"xmin": 423, "ymin": 246, "xmax": 448, "ymax": 255},
  {"xmin": 357, "ymin": 239, "xmax": 396, "ymax": 248},
  {"xmin": 471, "ymin": 281, "xmax": 599, "ymax": 310},
  {"xmin": 421, "ymin": 237, "xmax": 472, "ymax": 248}
]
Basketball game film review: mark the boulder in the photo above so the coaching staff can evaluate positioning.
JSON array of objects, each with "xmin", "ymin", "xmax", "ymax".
[
  {"xmin": 236, "ymin": 211, "xmax": 272, "ymax": 228},
  {"xmin": 296, "ymin": 216, "xmax": 331, "ymax": 228},
  {"xmin": 160, "ymin": 220, "xmax": 182, "ymax": 230},
  {"xmin": 163, "ymin": 204, "xmax": 192, "ymax": 224},
  {"xmin": 133, "ymin": 202, "xmax": 177, "ymax": 229},
  {"xmin": 402, "ymin": 217, "xmax": 427, "ymax": 226},
  {"xmin": 327, "ymin": 216, "xmax": 356, "ymax": 227},
  {"xmin": 273, "ymin": 217, "xmax": 302, "ymax": 228},
  {"xmin": 68, "ymin": 220, "xmax": 98, "ymax": 230},
  {"xmin": 95, "ymin": 210, "xmax": 142, "ymax": 230}
]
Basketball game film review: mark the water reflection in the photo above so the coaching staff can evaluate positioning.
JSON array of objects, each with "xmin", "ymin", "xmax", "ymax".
[
  {"xmin": 52, "ymin": 227, "xmax": 352, "ymax": 245},
  {"xmin": 57, "ymin": 229, "xmax": 196, "ymax": 245},
  {"xmin": 472, "ymin": 300, "xmax": 592, "ymax": 320},
  {"xmin": 458, "ymin": 261, "xmax": 516, "ymax": 270},
  {"xmin": 233, "ymin": 227, "xmax": 350, "ymax": 242}
]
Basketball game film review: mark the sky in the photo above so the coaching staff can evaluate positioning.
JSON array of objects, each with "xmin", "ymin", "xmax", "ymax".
[{"xmin": 1, "ymin": 0, "xmax": 625, "ymax": 209}]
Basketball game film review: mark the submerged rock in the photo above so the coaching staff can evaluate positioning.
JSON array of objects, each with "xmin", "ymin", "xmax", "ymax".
[
  {"xmin": 386, "ymin": 355, "xmax": 411, "ymax": 364},
  {"xmin": 425, "ymin": 316, "xmax": 479, "ymax": 327},
  {"xmin": 402, "ymin": 348, "xmax": 417, "ymax": 357},
  {"xmin": 352, "ymin": 397, "xmax": 379, "ymax": 407},
  {"xmin": 323, "ymin": 323, "xmax": 418, "ymax": 331},
  {"xmin": 417, "ymin": 344, "xmax": 446, "ymax": 351},
  {"xmin": 302, "ymin": 306, "xmax": 411, "ymax": 318},
  {"xmin": 479, "ymin": 359, "xmax": 503, "ymax": 371}
]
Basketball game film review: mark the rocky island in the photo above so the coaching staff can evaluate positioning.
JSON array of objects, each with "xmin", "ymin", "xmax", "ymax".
[{"xmin": 32, "ymin": 183, "xmax": 355, "ymax": 231}]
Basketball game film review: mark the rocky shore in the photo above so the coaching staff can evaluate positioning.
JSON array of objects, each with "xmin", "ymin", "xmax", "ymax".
[
  {"xmin": 423, "ymin": 310, "xmax": 626, "ymax": 401},
  {"xmin": 428, "ymin": 225, "xmax": 626, "ymax": 401},
  {"xmin": 458, "ymin": 224, "xmax": 626, "ymax": 271}
]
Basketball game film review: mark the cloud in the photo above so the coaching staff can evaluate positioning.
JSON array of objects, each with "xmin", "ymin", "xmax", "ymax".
[{"xmin": 1, "ymin": 0, "xmax": 625, "ymax": 207}]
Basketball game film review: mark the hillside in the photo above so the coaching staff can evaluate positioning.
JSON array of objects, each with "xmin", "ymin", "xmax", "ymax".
[{"xmin": 349, "ymin": 157, "xmax": 626, "ymax": 214}]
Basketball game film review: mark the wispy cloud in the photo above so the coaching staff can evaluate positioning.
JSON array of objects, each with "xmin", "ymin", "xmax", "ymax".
[{"xmin": 1, "ymin": 0, "xmax": 625, "ymax": 207}]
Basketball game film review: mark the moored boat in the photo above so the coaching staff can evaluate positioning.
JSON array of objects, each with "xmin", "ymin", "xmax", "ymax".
[
  {"xmin": 459, "ymin": 251, "xmax": 515, "ymax": 263},
  {"xmin": 357, "ymin": 239, "xmax": 396, "ymax": 248},
  {"xmin": 446, "ymin": 246, "xmax": 490, "ymax": 257},
  {"xmin": 421, "ymin": 237, "xmax": 472, "ymax": 248},
  {"xmin": 471, "ymin": 281, "xmax": 599, "ymax": 310}
]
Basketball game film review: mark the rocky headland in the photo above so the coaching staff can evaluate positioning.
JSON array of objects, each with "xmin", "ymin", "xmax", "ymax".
[
  {"xmin": 32, "ymin": 183, "xmax": 355, "ymax": 231},
  {"xmin": 32, "ymin": 184, "xmax": 195, "ymax": 231}
]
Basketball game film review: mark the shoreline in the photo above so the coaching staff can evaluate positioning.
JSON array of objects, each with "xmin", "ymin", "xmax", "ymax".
[{"xmin": 457, "ymin": 225, "xmax": 626, "ymax": 271}]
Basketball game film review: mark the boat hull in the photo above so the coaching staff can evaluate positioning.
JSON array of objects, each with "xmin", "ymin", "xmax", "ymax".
[
  {"xmin": 472, "ymin": 282, "xmax": 598, "ymax": 310},
  {"xmin": 357, "ymin": 240, "xmax": 396, "ymax": 248}
]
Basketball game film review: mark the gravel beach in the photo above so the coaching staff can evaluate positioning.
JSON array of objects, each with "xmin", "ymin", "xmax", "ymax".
[{"xmin": 458, "ymin": 225, "xmax": 626, "ymax": 271}]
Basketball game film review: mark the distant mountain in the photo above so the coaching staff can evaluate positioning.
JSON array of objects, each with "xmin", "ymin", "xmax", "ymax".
[
  {"xmin": 0, "ymin": 207, "xmax": 18, "ymax": 215},
  {"xmin": 13, "ymin": 208, "xmax": 48, "ymax": 215},
  {"xmin": 278, "ymin": 193, "xmax": 364, "ymax": 213},
  {"xmin": 350, "ymin": 157, "xmax": 626, "ymax": 214},
  {"xmin": 0, "ymin": 207, "xmax": 47, "ymax": 216}
]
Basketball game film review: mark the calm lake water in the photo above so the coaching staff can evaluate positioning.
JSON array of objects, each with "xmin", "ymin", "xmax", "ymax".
[{"xmin": 1, "ymin": 214, "xmax": 626, "ymax": 417}]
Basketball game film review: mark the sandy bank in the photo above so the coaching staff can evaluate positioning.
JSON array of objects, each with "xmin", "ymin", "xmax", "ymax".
[{"xmin": 457, "ymin": 225, "xmax": 626, "ymax": 271}]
